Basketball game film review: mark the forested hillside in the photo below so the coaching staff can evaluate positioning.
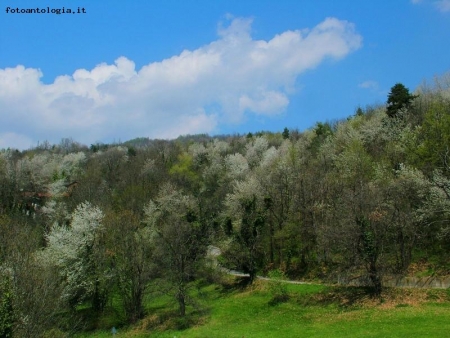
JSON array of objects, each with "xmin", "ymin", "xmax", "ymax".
[{"xmin": 1, "ymin": 73, "xmax": 449, "ymax": 336}]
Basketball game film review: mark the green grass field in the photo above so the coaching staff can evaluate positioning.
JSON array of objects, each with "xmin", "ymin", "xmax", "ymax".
[{"xmin": 75, "ymin": 279, "xmax": 450, "ymax": 338}]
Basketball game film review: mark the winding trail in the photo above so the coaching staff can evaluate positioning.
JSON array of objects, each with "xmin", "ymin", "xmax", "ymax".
[
  {"xmin": 225, "ymin": 269, "xmax": 450, "ymax": 289},
  {"xmin": 209, "ymin": 247, "xmax": 449, "ymax": 289},
  {"xmin": 226, "ymin": 269, "xmax": 317, "ymax": 285}
]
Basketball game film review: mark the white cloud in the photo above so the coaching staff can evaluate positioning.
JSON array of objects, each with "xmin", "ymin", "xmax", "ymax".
[
  {"xmin": 358, "ymin": 80, "xmax": 379, "ymax": 90},
  {"xmin": 239, "ymin": 91, "xmax": 289, "ymax": 115},
  {"xmin": 0, "ymin": 17, "xmax": 362, "ymax": 149},
  {"xmin": 435, "ymin": 0, "xmax": 450, "ymax": 12}
]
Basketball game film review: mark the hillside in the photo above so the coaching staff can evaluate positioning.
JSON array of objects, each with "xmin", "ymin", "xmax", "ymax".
[{"xmin": 1, "ymin": 74, "xmax": 450, "ymax": 337}]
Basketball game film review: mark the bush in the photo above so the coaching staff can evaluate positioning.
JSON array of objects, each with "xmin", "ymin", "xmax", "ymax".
[
  {"xmin": 267, "ymin": 269, "xmax": 289, "ymax": 305},
  {"xmin": 0, "ymin": 277, "xmax": 14, "ymax": 338}
]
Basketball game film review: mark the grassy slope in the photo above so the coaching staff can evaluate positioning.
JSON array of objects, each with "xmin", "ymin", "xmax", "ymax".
[{"xmin": 77, "ymin": 281, "xmax": 450, "ymax": 338}]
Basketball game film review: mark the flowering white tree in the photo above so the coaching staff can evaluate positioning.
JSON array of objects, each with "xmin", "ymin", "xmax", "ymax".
[
  {"xmin": 380, "ymin": 164, "xmax": 431, "ymax": 271},
  {"xmin": 259, "ymin": 146, "xmax": 279, "ymax": 169},
  {"xmin": 245, "ymin": 136, "xmax": 269, "ymax": 168},
  {"xmin": 40, "ymin": 202, "xmax": 109, "ymax": 309},
  {"xmin": 188, "ymin": 143, "xmax": 208, "ymax": 167},
  {"xmin": 15, "ymin": 154, "xmax": 55, "ymax": 191},
  {"xmin": 40, "ymin": 199, "xmax": 70, "ymax": 230},
  {"xmin": 225, "ymin": 153, "xmax": 249, "ymax": 179},
  {"xmin": 59, "ymin": 151, "xmax": 86, "ymax": 181},
  {"xmin": 418, "ymin": 169, "xmax": 450, "ymax": 239}
]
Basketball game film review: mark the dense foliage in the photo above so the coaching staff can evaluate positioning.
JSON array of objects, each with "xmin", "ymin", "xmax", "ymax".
[{"xmin": 1, "ymin": 73, "xmax": 449, "ymax": 335}]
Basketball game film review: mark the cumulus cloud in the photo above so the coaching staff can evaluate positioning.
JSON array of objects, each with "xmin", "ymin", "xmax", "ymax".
[{"xmin": 0, "ymin": 17, "xmax": 362, "ymax": 149}]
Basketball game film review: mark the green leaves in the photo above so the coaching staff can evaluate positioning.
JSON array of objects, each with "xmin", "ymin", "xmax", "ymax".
[
  {"xmin": 417, "ymin": 100, "xmax": 450, "ymax": 174},
  {"xmin": 0, "ymin": 276, "xmax": 14, "ymax": 338}
]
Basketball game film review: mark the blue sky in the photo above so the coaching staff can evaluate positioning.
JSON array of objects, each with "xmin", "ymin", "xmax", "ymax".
[{"xmin": 1, "ymin": 0, "xmax": 449, "ymax": 149}]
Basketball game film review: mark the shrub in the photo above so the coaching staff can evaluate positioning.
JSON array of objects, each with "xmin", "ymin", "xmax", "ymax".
[{"xmin": 267, "ymin": 269, "xmax": 289, "ymax": 305}]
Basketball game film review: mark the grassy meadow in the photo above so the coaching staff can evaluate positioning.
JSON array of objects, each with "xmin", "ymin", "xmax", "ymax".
[{"xmin": 74, "ymin": 278, "xmax": 450, "ymax": 338}]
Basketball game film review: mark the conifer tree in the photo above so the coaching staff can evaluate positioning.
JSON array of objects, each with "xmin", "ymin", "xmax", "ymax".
[{"xmin": 386, "ymin": 83, "xmax": 417, "ymax": 118}]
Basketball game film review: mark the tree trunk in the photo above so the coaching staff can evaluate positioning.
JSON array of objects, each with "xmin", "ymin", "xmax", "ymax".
[
  {"xmin": 368, "ymin": 264, "xmax": 382, "ymax": 297},
  {"xmin": 178, "ymin": 291, "xmax": 186, "ymax": 317}
]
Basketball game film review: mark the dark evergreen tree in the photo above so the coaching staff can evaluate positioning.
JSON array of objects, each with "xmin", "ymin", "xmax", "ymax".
[
  {"xmin": 355, "ymin": 107, "xmax": 364, "ymax": 116},
  {"xmin": 386, "ymin": 83, "xmax": 417, "ymax": 118}
]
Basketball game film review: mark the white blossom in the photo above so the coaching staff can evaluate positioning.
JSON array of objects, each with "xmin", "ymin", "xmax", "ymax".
[
  {"xmin": 260, "ymin": 146, "xmax": 279, "ymax": 168},
  {"xmin": 357, "ymin": 110, "xmax": 384, "ymax": 145},
  {"xmin": 225, "ymin": 153, "xmax": 249, "ymax": 179},
  {"xmin": 59, "ymin": 151, "xmax": 86, "ymax": 178},
  {"xmin": 207, "ymin": 139, "xmax": 229, "ymax": 156},
  {"xmin": 188, "ymin": 142, "xmax": 208, "ymax": 166},
  {"xmin": 39, "ymin": 202, "xmax": 105, "ymax": 303},
  {"xmin": 225, "ymin": 175, "xmax": 264, "ymax": 230},
  {"xmin": 245, "ymin": 136, "xmax": 269, "ymax": 167},
  {"xmin": 41, "ymin": 200, "xmax": 70, "ymax": 226}
]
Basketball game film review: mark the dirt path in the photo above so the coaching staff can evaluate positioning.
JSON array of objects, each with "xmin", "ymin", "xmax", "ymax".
[
  {"xmin": 226, "ymin": 269, "xmax": 450, "ymax": 289},
  {"xmin": 226, "ymin": 270, "xmax": 315, "ymax": 285}
]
